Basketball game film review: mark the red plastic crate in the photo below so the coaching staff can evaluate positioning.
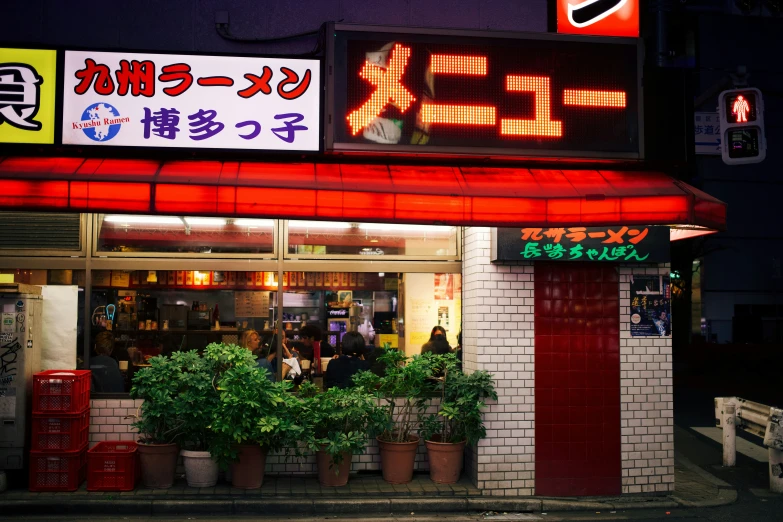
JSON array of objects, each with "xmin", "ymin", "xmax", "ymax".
[
  {"xmin": 33, "ymin": 370, "xmax": 91, "ymax": 413},
  {"xmin": 29, "ymin": 444, "xmax": 88, "ymax": 492},
  {"xmin": 87, "ymin": 441, "xmax": 139, "ymax": 492},
  {"xmin": 31, "ymin": 408, "xmax": 90, "ymax": 451}
]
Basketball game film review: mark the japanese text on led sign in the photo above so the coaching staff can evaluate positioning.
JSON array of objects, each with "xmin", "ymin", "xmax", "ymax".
[
  {"xmin": 62, "ymin": 51, "xmax": 320, "ymax": 151},
  {"xmin": 491, "ymin": 226, "xmax": 669, "ymax": 263},
  {"xmin": 330, "ymin": 28, "xmax": 641, "ymax": 159}
]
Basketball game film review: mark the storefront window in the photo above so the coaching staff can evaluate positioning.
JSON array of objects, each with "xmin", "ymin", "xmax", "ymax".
[
  {"xmin": 287, "ymin": 221, "xmax": 458, "ymax": 258},
  {"xmin": 95, "ymin": 214, "xmax": 275, "ymax": 255},
  {"xmin": 86, "ymin": 269, "xmax": 460, "ymax": 394}
]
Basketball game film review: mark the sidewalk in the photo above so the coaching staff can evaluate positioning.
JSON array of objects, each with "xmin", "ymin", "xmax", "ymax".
[{"xmin": 2, "ymin": 433, "xmax": 736, "ymax": 517}]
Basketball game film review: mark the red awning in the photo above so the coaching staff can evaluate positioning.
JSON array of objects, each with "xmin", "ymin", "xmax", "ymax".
[{"xmin": 0, "ymin": 157, "xmax": 726, "ymax": 230}]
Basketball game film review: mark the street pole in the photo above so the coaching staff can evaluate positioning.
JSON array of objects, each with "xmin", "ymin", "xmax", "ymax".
[{"xmin": 723, "ymin": 403, "xmax": 736, "ymax": 467}]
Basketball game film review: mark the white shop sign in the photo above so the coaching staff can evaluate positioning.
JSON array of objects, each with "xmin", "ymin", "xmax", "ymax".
[{"xmin": 62, "ymin": 51, "xmax": 320, "ymax": 151}]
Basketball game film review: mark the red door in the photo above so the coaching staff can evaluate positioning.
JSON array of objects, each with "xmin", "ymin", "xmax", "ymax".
[{"xmin": 535, "ymin": 263, "xmax": 621, "ymax": 496}]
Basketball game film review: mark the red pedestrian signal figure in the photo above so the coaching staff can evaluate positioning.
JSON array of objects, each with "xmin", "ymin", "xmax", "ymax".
[{"xmin": 732, "ymin": 95, "xmax": 749, "ymax": 123}]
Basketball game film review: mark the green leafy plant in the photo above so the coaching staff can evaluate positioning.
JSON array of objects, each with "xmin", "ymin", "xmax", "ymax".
[
  {"xmin": 419, "ymin": 353, "xmax": 497, "ymax": 445},
  {"xmin": 352, "ymin": 349, "xmax": 439, "ymax": 443},
  {"xmin": 204, "ymin": 342, "xmax": 304, "ymax": 467},
  {"xmin": 170, "ymin": 350, "xmax": 220, "ymax": 451},
  {"xmin": 297, "ymin": 381, "xmax": 386, "ymax": 472},
  {"xmin": 129, "ymin": 354, "xmax": 187, "ymax": 445}
]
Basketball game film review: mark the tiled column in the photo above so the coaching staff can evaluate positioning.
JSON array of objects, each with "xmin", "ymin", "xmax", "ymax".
[
  {"xmin": 619, "ymin": 265, "xmax": 675, "ymax": 493},
  {"xmin": 462, "ymin": 227, "xmax": 536, "ymax": 496}
]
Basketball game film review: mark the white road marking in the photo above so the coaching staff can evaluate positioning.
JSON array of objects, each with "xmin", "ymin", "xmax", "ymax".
[{"xmin": 692, "ymin": 426, "xmax": 768, "ymax": 462}]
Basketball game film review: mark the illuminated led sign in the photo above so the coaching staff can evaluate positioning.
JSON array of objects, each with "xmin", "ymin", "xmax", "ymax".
[{"xmin": 326, "ymin": 24, "xmax": 642, "ymax": 159}]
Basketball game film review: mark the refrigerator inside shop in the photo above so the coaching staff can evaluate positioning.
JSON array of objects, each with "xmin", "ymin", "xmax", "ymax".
[{"xmin": 0, "ymin": 284, "xmax": 43, "ymax": 470}]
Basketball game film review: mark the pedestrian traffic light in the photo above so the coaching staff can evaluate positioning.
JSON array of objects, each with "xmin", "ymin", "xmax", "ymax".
[{"xmin": 718, "ymin": 87, "xmax": 766, "ymax": 165}]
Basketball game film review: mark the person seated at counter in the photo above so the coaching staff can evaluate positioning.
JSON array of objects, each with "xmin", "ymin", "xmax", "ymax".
[
  {"xmin": 421, "ymin": 326, "xmax": 452, "ymax": 355},
  {"xmin": 241, "ymin": 330, "xmax": 293, "ymax": 382},
  {"xmin": 90, "ymin": 331, "xmax": 125, "ymax": 393},
  {"xmin": 324, "ymin": 331, "xmax": 369, "ymax": 390}
]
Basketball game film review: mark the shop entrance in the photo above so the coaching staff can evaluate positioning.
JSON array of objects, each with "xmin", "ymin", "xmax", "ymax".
[{"xmin": 534, "ymin": 263, "xmax": 621, "ymax": 496}]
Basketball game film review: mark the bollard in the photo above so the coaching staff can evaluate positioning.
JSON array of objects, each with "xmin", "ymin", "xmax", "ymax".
[
  {"xmin": 723, "ymin": 403, "xmax": 736, "ymax": 467},
  {"xmin": 771, "ymin": 448, "xmax": 783, "ymax": 493}
]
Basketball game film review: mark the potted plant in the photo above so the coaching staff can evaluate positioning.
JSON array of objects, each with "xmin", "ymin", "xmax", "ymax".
[
  {"xmin": 205, "ymin": 342, "xmax": 303, "ymax": 489},
  {"xmin": 420, "ymin": 353, "xmax": 497, "ymax": 484},
  {"xmin": 129, "ymin": 355, "xmax": 186, "ymax": 488},
  {"xmin": 353, "ymin": 349, "xmax": 439, "ymax": 484},
  {"xmin": 297, "ymin": 381, "xmax": 386, "ymax": 486},
  {"xmin": 171, "ymin": 350, "xmax": 221, "ymax": 488}
]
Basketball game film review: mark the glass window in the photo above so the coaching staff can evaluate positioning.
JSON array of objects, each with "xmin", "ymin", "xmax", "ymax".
[
  {"xmin": 89, "ymin": 270, "xmax": 278, "ymax": 393},
  {"xmin": 95, "ymin": 214, "xmax": 275, "ymax": 255},
  {"xmin": 287, "ymin": 221, "xmax": 458, "ymax": 258}
]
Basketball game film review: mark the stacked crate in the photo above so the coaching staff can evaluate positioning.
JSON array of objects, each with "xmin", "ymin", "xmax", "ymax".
[{"xmin": 28, "ymin": 370, "xmax": 91, "ymax": 492}]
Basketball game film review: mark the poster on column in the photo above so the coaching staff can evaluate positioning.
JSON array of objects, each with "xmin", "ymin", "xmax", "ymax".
[{"xmin": 629, "ymin": 275, "xmax": 671, "ymax": 337}]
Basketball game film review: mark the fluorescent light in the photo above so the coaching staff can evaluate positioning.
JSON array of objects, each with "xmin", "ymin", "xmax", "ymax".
[
  {"xmin": 288, "ymin": 221, "xmax": 352, "ymax": 230},
  {"xmin": 669, "ymin": 226, "xmax": 717, "ymax": 242},
  {"xmin": 233, "ymin": 218, "xmax": 274, "ymax": 228},
  {"xmin": 359, "ymin": 223, "xmax": 453, "ymax": 232},
  {"xmin": 104, "ymin": 215, "xmax": 182, "ymax": 225},
  {"xmin": 184, "ymin": 217, "xmax": 226, "ymax": 226}
]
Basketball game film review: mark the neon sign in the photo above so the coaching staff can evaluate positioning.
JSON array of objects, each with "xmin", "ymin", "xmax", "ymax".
[
  {"xmin": 328, "ymin": 25, "xmax": 642, "ymax": 159},
  {"xmin": 491, "ymin": 226, "xmax": 670, "ymax": 263}
]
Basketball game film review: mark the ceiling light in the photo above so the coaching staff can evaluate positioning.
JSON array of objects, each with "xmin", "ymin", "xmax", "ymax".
[
  {"xmin": 184, "ymin": 217, "xmax": 226, "ymax": 226},
  {"xmin": 104, "ymin": 215, "xmax": 182, "ymax": 225},
  {"xmin": 370, "ymin": 239, "xmax": 379, "ymax": 243},
  {"xmin": 358, "ymin": 223, "xmax": 452, "ymax": 232},
  {"xmin": 233, "ymin": 218, "xmax": 274, "ymax": 228},
  {"xmin": 288, "ymin": 221, "xmax": 352, "ymax": 230}
]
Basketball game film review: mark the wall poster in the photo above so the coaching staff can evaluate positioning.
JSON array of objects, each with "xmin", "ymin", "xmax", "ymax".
[{"xmin": 630, "ymin": 275, "xmax": 671, "ymax": 337}]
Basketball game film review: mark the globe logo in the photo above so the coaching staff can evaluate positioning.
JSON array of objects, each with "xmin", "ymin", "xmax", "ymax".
[{"xmin": 79, "ymin": 103, "xmax": 123, "ymax": 142}]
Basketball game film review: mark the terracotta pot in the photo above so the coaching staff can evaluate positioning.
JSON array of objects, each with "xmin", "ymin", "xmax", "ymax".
[
  {"xmin": 377, "ymin": 435, "xmax": 420, "ymax": 484},
  {"xmin": 425, "ymin": 439, "xmax": 466, "ymax": 484},
  {"xmin": 316, "ymin": 449, "xmax": 352, "ymax": 487},
  {"xmin": 137, "ymin": 442, "xmax": 179, "ymax": 488},
  {"xmin": 230, "ymin": 444, "xmax": 267, "ymax": 489},
  {"xmin": 181, "ymin": 450, "xmax": 219, "ymax": 487}
]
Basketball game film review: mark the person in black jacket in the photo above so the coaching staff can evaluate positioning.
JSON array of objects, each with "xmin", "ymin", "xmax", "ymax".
[
  {"xmin": 421, "ymin": 326, "xmax": 452, "ymax": 355},
  {"xmin": 324, "ymin": 331, "xmax": 368, "ymax": 390}
]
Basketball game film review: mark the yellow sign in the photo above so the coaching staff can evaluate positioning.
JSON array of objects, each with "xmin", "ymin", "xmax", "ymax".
[{"xmin": 0, "ymin": 48, "xmax": 57, "ymax": 144}]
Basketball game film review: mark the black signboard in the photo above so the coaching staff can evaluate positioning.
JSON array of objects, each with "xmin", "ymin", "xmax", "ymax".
[
  {"xmin": 326, "ymin": 23, "xmax": 642, "ymax": 159},
  {"xmin": 491, "ymin": 226, "xmax": 670, "ymax": 263}
]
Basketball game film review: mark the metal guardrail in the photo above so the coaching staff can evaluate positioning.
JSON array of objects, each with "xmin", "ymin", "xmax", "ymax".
[{"xmin": 714, "ymin": 397, "xmax": 783, "ymax": 493}]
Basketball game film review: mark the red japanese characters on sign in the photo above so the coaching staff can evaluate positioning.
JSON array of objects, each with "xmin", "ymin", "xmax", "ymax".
[{"xmin": 62, "ymin": 51, "xmax": 320, "ymax": 151}]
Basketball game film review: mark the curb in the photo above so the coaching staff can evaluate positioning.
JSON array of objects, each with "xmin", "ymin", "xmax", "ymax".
[{"xmin": 1, "ymin": 495, "xmax": 680, "ymax": 516}]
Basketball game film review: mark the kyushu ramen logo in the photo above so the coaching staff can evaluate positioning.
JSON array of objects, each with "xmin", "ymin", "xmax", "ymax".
[{"xmin": 73, "ymin": 102, "xmax": 129, "ymax": 142}]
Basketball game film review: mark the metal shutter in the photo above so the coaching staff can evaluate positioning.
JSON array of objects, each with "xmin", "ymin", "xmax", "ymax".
[{"xmin": 0, "ymin": 212, "xmax": 81, "ymax": 250}]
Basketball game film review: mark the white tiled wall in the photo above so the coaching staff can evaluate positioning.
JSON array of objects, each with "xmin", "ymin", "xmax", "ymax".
[
  {"xmin": 462, "ymin": 227, "xmax": 536, "ymax": 496},
  {"xmin": 88, "ymin": 397, "xmax": 439, "ymax": 474},
  {"xmin": 89, "ymin": 399, "xmax": 142, "ymax": 447},
  {"xmin": 619, "ymin": 265, "xmax": 675, "ymax": 494}
]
